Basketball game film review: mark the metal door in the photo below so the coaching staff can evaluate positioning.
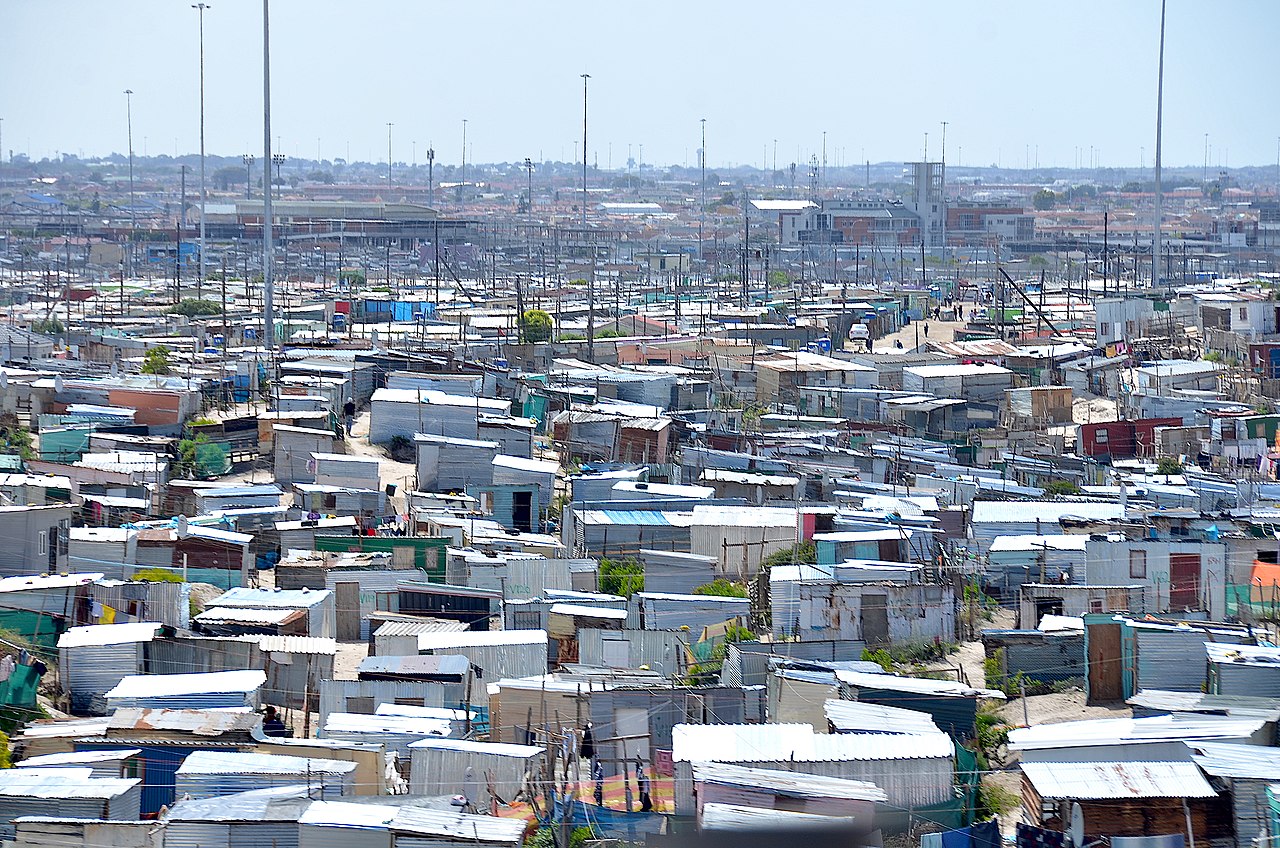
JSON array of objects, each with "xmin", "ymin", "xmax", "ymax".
[
  {"xmin": 335, "ymin": 581, "xmax": 361, "ymax": 642},
  {"xmin": 860, "ymin": 594, "xmax": 889, "ymax": 645},
  {"xmin": 1169, "ymin": 553, "xmax": 1201, "ymax": 611}
]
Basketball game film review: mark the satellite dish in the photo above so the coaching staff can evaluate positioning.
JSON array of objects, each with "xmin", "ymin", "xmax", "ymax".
[
  {"xmin": 110, "ymin": 362, "xmax": 118, "ymax": 378},
  {"xmin": 1069, "ymin": 801, "xmax": 1084, "ymax": 848},
  {"xmin": 0, "ymin": 371, "xmax": 8, "ymax": 391},
  {"xmin": 370, "ymin": 329, "xmax": 380, "ymax": 346},
  {"xmin": 176, "ymin": 515, "xmax": 189, "ymax": 540},
  {"xmin": 54, "ymin": 375, "xmax": 65, "ymax": 394}
]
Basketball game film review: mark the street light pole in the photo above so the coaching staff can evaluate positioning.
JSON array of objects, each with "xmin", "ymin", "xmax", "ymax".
[
  {"xmin": 581, "ymin": 73, "xmax": 592, "ymax": 361},
  {"xmin": 243, "ymin": 154, "xmax": 254, "ymax": 200},
  {"xmin": 124, "ymin": 89, "xmax": 135, "ymax": 284},
  {"xmin": 261, "ymin": 0, "xmax": 275, "ymax": 352},
  {"xmin": 193, "ymin": 3, "xmax": 210, "ymax": 302},
  {"xmin": 426, "ymin": 146, "xmax": 435, "ymax": 208},
  {"xmin": 386, "ymin": 122, "xmax": 393, "ymax": 195}
]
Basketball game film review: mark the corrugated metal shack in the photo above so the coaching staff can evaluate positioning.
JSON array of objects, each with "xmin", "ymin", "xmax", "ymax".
[
  {"xmin": 588, "ymin": 685, "xmax": 768, "ymax": 777},
  {"xmin": 162, "ymin": 784, "xmax": 310, "ymax": 848},
  {"xmin": 834, "ymin": 671, "xmax": 1006, "ymax": 738},
  {"xmin": 691, "ymin": 761, "xmax": 885, "ymax": 821},
  {"xmin": 174, "ymin": 750, "xmax": 357, "ymax": 800},
  {"xmin": 389, "ymin": 805, "xmax": 526, "ymax": 848},
  {"xmin": 407, "ymin": 737, "xmax": 542, "ymax": 800},
  {"xmin": 319, "ymin": 679, "xmax": 468, "ymax": 726},
  {"xmin": 318, "ymin": 712, "xmax": 451, "ymax": 758},
  {"xmin": 1190, "ymin": 741, "xmax": 1280, "ymax": 848},
  {"xmin": 1207, "ymin": 642, "xmax": 1280, "ymax": 698},
  {"xmin": 577, "ymin": 628, "xmax": 687, "ymax": 672},
  {"xmin": 720, "ymin": 641, "xmax": 871, "ymax": 687},
  {"xmin": 104, "ymin": 669, "xmax": 266, "ymax": 711},
  {"xmin": 415, "ymin": 629, "xmax": 549, "ymax": 682},
  {"xmin": 632, "ymin": 592, "xmax": 750, "ymax": 632},
  {"xmin": 0, "ymin": 769, "xmax": 142, "ymax": 839},
  {"xmin": 415, "ymin": 433, "xmax": 500, "ymax": 492},
  {"xmin": 637, "ymin": 549, "xmax": 717, "ymax": 594},
  {"xmin": 298, "ymin": 800, "xmax": 400, "ymax": 848},
  {"xmin": 1019, "ymin": 760, "xmax": 1226, "ymax": 844},
  {"xmin": 57, "ymin": 622, "xmax": 163, "ymax": 715},
  {"xmin": 1009, "ymin": 713, "xmax": 1273, "ymax": 763},
  {"xmin": 369, "ymin": 616, "xmax": 467, "ymax": 657},
  {"xmin": 981, "ymin": 627, "xmax": 1086, "ymax": 685},
  {"xmin": 671, "ymin": 723, "xmax": 955, "ymax": 816},
  {"xmin": 368, "ymin": 388, "xmax": 511, "ymax": 445},
  {"xmin": 9, "ymin": 817, "xmax": 161, "ymax": 848}
]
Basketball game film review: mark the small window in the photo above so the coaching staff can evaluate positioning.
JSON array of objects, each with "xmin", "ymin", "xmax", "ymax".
[
  {"xmin": 1095, "ymin": 429, "xmax": 1110, "ymax": 445},
  {"xmin": 1240, "ymin": 307, "xmax": 1248, "ymax": 320},
  {"xmin": 394, "ymin": 697, "xmax": 425, "ymax": 708},
  {"xmin": 37, "ymin": 534, "xmax": 47, "ymax": 556},
  {"xmin": 1129, "ymin": 549, "xmax": 1147, "ymax": 579},
  {"xmin": 1100, "ymin": 322, "xmax": 1111, "ymax": 337},
  {"xmin": 1089, "ymin": 599, "xmax": 1104, "ymax": 613},
  {"xmin": 345, "ymin": 696, "xmax": 375, "ymax": 714}
]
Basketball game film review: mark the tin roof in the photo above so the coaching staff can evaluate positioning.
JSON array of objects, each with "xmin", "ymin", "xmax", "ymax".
[
  {"xmin": 105, "ymin": 670, "xmax": 266, "ymax": 700},
  {"xmin": 372, "ymin": 618, "xmax": 467, "ymax": 638},
  {"xmin": 107, "ymin": 707, "xmax": 261, "ymax": 735},
  {"xmin": 0, "ymin": 572, "xmax": 103, "ymax": 594},
  {"xmin": 672, "ymin": 723, "xmax": 953, "ymax": 763},
  {"xmin": 175, "ymin": 750, "xmax": 357, "ymax": 776},
  {"xmin": 417, "ymin": 629, "xmax": 547, "ymax": 650},
  {"xmin": 822, "ymin": 699, "xmax": 944, "ymax": 736},
  {"xmin": 255, "ymin": 635, "xmax": 338, "ymax": 655},
  {"xmin": 406, "ymin": 737, "xmax": 542, "ymax": 758},
  {"xmin": 1009, "ymin": 714, "xmax": 1268, "ymax": 752},
  {"xmin": 321, "ymin": 712, "xmax": 452, "ymax": 737},
  {"xmin": 299, "ymin": 800, "xmax": 401, "ymax": 829},
  {"xmin": 700, "ymin": 802, "xmax": 858, "ymax": 831},
  {"xmin": 15, "ymin": 749, "xmax": 141, "ymax": 768},
  {"xmin": 548, "ymin": 603, "xmax": 628, "ymax": 620},
  {"xmin": 1020, "ymin": 761, "xmax": 1216, "ymax": 799},
  {"xmin": 357, "ymin": 654, "xmax": 472, "ymax": 678},
  {"xmin": 213, "ymin": 586, "xmax": 332, "ymax": 609},
  {"xmin": 57, "ymin": 621, "xmax": 162, "ymax": 649},
  {"xmin": 692, "ymin": 761, "xmax": 886, "ymax": 801},
  {"xmin": 0, "ymin": 769, "xmax": 140, "ymax": 800},
  {"xmin": 1187, "ymin": 741, "xmax": 1280, "ymax": 778},
  {"xmin": 834, "ymin": 670, "xmax": 1006, "ymax": 700},
  {"xmin": 389, "ymin": 806, "xmax": 526, "ymax": 843}
]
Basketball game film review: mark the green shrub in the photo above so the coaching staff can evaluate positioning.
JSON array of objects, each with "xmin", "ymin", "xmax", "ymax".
[
  {"xmin": 692, "ymin": 579, "xmax": 748, "ymax": 598},
  {"xmin": 599, "ymin": 557, "xmax": 644, "ymax": 597},
  {"xmin": 132, "ymin": 568, "xmax": 182, "ymax": 583}
]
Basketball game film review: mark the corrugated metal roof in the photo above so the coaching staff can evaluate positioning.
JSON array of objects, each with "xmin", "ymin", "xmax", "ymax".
[
  {"xmin": 165, "ymin": 784, "xmax": 311, "ymax": 821},
  {"xmin": 672, "ymin": 723, "xmax": 953, "ymax": 763},
  {"xmin": 0, "ymin": 769, "xmax": 140, "ymax": 799},
  {"xmin": 1009, "ymin": 714, "xmax": 1268, "ymax": 751},
  {"xmin": 701, "ymin": 802, "xmax": 857, "ymax": 831},
  {"xmin": 195, "ymin": 606, "xmax": 304, "ymax": 626},
  {"xmin": 692, "ymin": 761, "xmax": 886, "ymax": 801},
  {"xmin": 15, "ymin": 749, "xmax": 141, "ymax": 768},
  {"xmin": 574, "ymin": 509, "xmax": 691, "ymax": 527},
  {"xmin": 107, "ymin": 707, "xmax": 259, "ymax": 735},
  {"xmin": 389, "ymin": 806, "xmax": 526, "ymax": 842},
  {"xmin": 970, "ymin": 500, "xmax": 1126, "ymax": 524},
  {"xmin": 822, "ymin": 700, "xmax": 943, "ymax": 736},
  {"xmin": 0, "ymin": 572, "xmax": 103, "ymax": 594},
  {"xmin": 406, "ymin": 737, "xmax": 542, "ymax": 758},
  {"xmin": 357, "ymin": 654, "xmax": 472, "ymax": 677},
  {"xmin": 417, "ymin": 629, "xmax": 547, "ymax": 650},
  {"xmin": 1126, "ymin": 689, "xmax": 1280, "ymax": 721},
  {"xmin": 372, "ymin": 618, "xmax": 467, "ymax": 638},
  {"xmin": 175, "ymin": 750, "xmax": 357, "ymax": 776},
  {"xmin": 834, "ymin": 671, "xmax": 1006, "ymax": 700},
  {"xmin": 1188, "ymin": 741, "xmax": 1280, "ymax": 778},
  {"xmin": 255, "ymin": 635, "xmax": 338, "ymax": 655},
  {"xmin": 1020, "ymin": 761, "xmax": 1216, "ymax": 799},
  {"xmin": 1205, "ymin": 642, "xmax": 1280, "ymax": 668},
  {"xmin": 299, "ymin": 799, "xmax": 401, "ymax": 829},
  {"xmin": 57, "ymin": 622, "xmax": 162, "ymax": 649},
  {"xmin": 105, "ymin": 670, "xmax": 266, "ymax": 700},
  {"xmin": 548, "ymin": 603, "xmax": 628, "ymax": 620},
  {"xmin": 214, "ymin": 587, "xmax": 332, "ymax": 608},
  {"xmin": 321, "ymin": 712, "xmax": 452, "ymax": 737}
]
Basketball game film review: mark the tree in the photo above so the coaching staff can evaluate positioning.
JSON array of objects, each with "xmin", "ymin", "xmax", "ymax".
[
  {"xmin": 519, "ymin": 309, "xmax": 554, "ymax": 343},
  {"xmin": 1156, "ymin": 457, "xmax": 1183, "ymax": 476},
  {"xmin": 1032, "ymin": 189, "xmax": 1057, "ymax": 211},
  {"xmin": 31, "ymin": 318, "xmax": 64, "ymax": 336},
  {"xmin": 766, "ymin": 269, "xmax": 789, "ymax": 288},
  {"xmin": 599, "ymin": 557, "xmax": 645, "ymax": 597},
  {"xmin": 1044, "ymin": 479, "xmax": 1080, "ymax": 496},
  {"xmin": 141, "ymin": 345, "xmax": 172, "ymax": 375}
]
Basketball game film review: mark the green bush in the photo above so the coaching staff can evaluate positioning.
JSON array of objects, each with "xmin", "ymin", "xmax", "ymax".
[
  {"xmin": 519, "ymin": 309, "xmax": 553, "ymax": 343},
  {"xmin": 141, "ymin": 345, "xmax": 172, "ymax": 375},
  {"xmin": 168, "ymin": 298, "xmax": 222, "ymax": 317},
  {"xmin": 692, "ymin": 579, "xmax": 748, "ymax": 598},
  {"xmin": 761, "ymin": 542, "xmax": 816, "ymax": 571},
  {"xmin": 132, "ymin": 568, "xmax": 182, "ymax": 583},
  {"xmin": 1044, "ymin": 479, "xmax": 1080, "ymax": 496},
  {"xmin": 599, "ymin": 557, "xmax": 645, "ymax": 597},
  {"xmin": 1156, "ymin": 457, "xmax": 1183, "ymax": 475}
]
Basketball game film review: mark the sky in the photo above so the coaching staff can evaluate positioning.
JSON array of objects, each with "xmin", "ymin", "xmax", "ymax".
[{"xmin": 3, "ymin": 0, "xmax": 1279, "ymax": 172}]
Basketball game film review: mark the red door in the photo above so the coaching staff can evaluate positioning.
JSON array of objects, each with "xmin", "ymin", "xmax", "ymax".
[{"xmin": 1169, "ymin": 553, "xmax": 1201, "ymax": 611}]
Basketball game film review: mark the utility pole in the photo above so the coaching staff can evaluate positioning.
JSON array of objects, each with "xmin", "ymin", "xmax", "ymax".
[
  {"xmin": 427, "ymin": 144, "xmax": 437, "ymax": 207},
  {"xmin": 1152, "ymin": 0, "xmax": 1167, "ymax": 289},
  {"xmin": 582, "ymin": 73, "xmax": 593, "ymax": 362},
  {"xmin": 386, "ymin": 122, "xmax": 393, "ymax": 195},
  {"xmin": 699, "ymin": 118, "xmax": 706, "ymax": 264},
  {"xmin": 243, "ymin": 154, "xmax": 254, "ymax": 200},
  {"xmin": 940, "ymin": 121, "xmax": 948, "ymax": 255},
  {"xmin": 193, "ymin": 3, "xmax": 210, "ymax": 304},
  {"xmin": 124, "ymin": 89, "xmax": 135, "ymax": 282},
  {"xmin": 262, "ymin": 0, "xmax": 275, "ymax": 351},
  {"xmin": 461, "ymin": 119, "xmax": 467, "ymax": 189}
]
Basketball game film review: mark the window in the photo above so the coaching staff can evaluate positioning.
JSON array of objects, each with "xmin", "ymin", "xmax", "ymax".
[
  {"xmin": 1095, "ymin": 429, "xmax": 1110, "ymax": 445},
  {"xmin": 345, "ymin": 696, "xmax": 375, "ymax": 714},
  {"xmin": 1089, "ymin": 599, "xmax": 1104, "ymax": 613},
  {"xmin": 1240, "ymin": 307, "xmax": 1248, "ymax": 320},
  {"xmin": 394, "ymin": 697, "xmax": 425, "ymax": 708},
  {"xmin": 1129, "ymin": 549, "xmax": 1147, "ymax": 579},
  {"xmin": 1100, "ymin": 322, "xmax": 1111, "ymax": 337},
  {"xmin": 37, "ymin": 533, "xmax": 47, "ymax": 556}
]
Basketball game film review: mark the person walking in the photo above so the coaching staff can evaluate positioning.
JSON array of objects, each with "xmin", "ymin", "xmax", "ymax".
[{"xmin": 343, "ymin": 398, "xmax": 356, "ymax": 437}]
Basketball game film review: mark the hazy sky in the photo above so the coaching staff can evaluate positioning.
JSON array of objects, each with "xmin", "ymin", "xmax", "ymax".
[{"xmin": 3, "ymin": 0, "xmax": 1279, "ymax": 171}]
